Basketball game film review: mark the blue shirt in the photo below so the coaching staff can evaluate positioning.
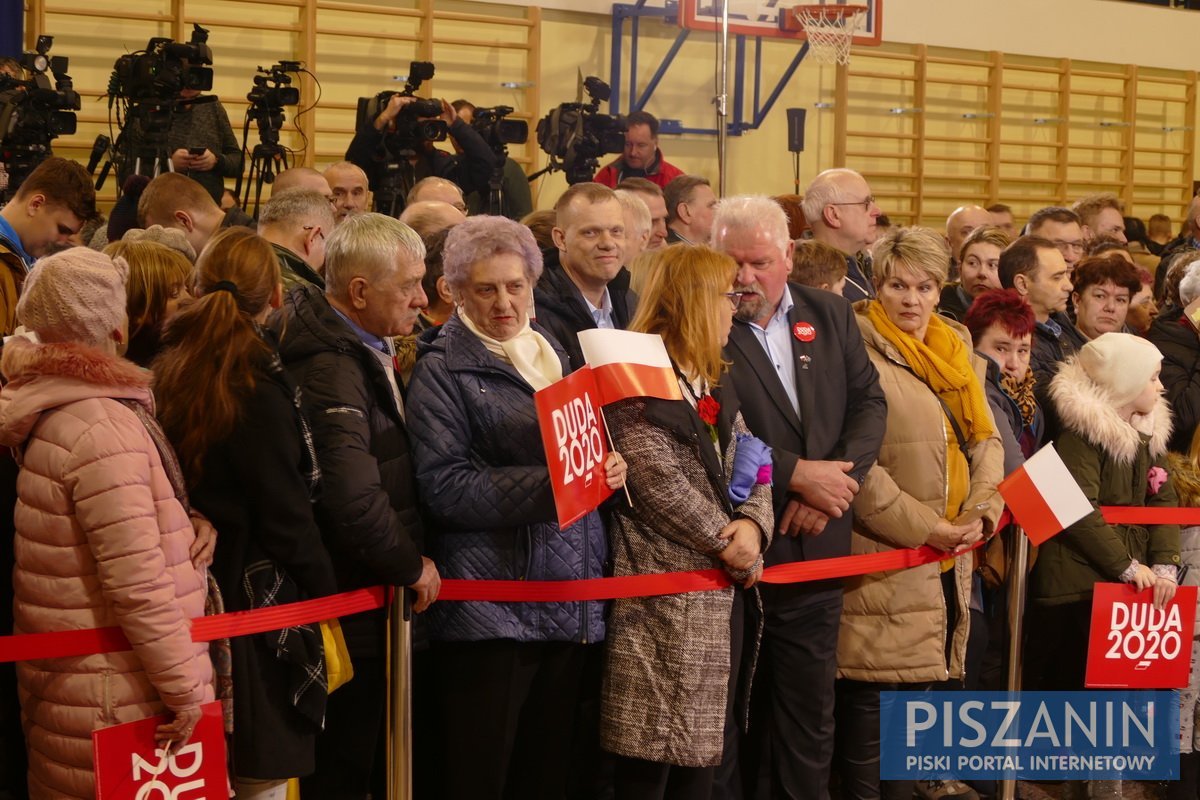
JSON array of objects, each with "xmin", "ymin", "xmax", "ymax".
[
  {"xmin": 0, "ymin": 214, "xmax": 32, "ymax": 269},
  {"xmin": 332, "ymin": 307, "xmax": 389, "ymax": 355},
  {"xmin": 747, "ymin": 288, "xmax": 801, "ymax": 421},
  {"xmin": 585, "ymin": 288, "xmax": 615, "ymax": 329}
]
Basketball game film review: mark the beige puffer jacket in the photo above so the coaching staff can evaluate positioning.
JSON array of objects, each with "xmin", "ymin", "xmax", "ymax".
[
  {"xmin": 0, "ymin": 338, "xmax": 213, "ymax": 800},
  {"xmin": 837, "ymin": 305, "xmax": 1005, "ymax": 684}
]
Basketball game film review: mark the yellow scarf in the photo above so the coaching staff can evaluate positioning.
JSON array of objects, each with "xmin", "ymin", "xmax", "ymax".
[
  {"xmin": 867, "ymin": 300, "xmax": 994, "ymax": 444},
  {"xmin": 458, "ymin": 311, "xmax": 563, "ymax": 391}
]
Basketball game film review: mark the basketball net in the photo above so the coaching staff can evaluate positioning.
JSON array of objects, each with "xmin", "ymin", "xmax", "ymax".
[{"xmin": 792, "ymin": 5, "xmax": 867, "ymax": 65}]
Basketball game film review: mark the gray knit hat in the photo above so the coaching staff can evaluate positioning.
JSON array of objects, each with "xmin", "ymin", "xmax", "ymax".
[
  {"xmin": 18, "ymin": 247, "xmax": 129, "ymax": 346},
  {"xmin": 122, "ymin": 224, "xmax": 197, "ymax": 263}
]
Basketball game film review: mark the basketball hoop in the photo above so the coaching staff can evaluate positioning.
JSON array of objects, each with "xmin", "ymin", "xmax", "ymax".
[{"xmin": 791, "ymin": 4, "xmax": 868, "ymax": 65}]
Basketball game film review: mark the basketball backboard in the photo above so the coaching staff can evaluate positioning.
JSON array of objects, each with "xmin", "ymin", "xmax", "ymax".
[{"xmin": 678, "ymin": 0, "xmax": 883, "ymax": 46}]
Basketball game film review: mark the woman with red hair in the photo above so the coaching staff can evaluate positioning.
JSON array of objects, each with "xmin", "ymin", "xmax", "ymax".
[{"xmin": 965, "ymin": 289, "xmax": 1045, "ymax": 473}]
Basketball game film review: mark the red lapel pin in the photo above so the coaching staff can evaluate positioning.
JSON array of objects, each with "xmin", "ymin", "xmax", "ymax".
[{"xmin": 793, "ymin": 321, "xmax": 816, "ymax": 342}]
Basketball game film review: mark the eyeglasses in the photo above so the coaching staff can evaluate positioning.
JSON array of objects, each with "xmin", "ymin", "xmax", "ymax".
[
  {"xmin": 302, "ymin": 225, "xmax": 325, "ymax": 241},
  {"xmin": 1051, "ymin": 239, "xmax": 1085, "ymax": 253},
  {"xmin": 721, "ymin": 291, "xmax": 743, "ymax": 310},
  {"xmin": 828, "ymin": 196, "xmax": 876, "ymax": 212}
]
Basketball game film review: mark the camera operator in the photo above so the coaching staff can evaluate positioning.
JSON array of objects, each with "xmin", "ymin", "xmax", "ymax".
[
  {"xmin": 345, "ymin": 93, "xmax": 496, "ymax": 215},
  {"xmin": 451, "ymin": 99, "xmax": 533, "ymax": 221},
  {"xmin": 593, "ymin": 110, "xmax": 682, "ymax": 190},
  {"xmin": 0, "ymin": 58, "xmax": 21, "ymax": 195},
  {"xmin": 119, "ymin": 85, "xmax": 242, "ymax": 205}
]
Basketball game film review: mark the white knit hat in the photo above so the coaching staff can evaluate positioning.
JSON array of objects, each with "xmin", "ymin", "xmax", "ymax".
[
  {"xmin": 17, "ymin": 247, "xmax": 129, "ymax": 346},
  {"xmin": 1077, "ymin": 331, "xmax": 1164, "ymax": 407}
]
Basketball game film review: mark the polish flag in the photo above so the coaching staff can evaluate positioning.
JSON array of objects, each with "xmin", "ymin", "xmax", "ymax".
[
  {"xmin": 577, "ymin": 329, "xmax": 683, "ymax": 404},
  {"xmin": 998, "ymin": 443, "xmax": 1093, "ymax": 545}
]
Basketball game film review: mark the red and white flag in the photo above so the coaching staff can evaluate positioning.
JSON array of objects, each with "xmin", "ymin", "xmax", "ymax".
[
  {"xmin": 998, "ymin": 443, "xmax": 1093, "ymax": 545},
  {"xmin": 577, "ymin": 329, "xmax": 682, "ymax": 404}
]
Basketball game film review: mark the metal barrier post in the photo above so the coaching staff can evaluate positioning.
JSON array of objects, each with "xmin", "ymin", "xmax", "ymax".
[
  {"xmin": 387, "ymin": 589, "xmax": 413, "ymax": 800},
  {"xmin": 999, "ymin": 526, "xmax": 1030, "ymax": 800}
]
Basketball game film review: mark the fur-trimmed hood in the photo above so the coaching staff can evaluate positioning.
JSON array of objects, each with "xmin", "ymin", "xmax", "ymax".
[
  {"xmin": 1169, "ymin": 451, "xmax": 1200, "ymax": 508},
  {"xmin": 0, "ymin": 337, "xmax": 153, "ymax": 448},
  {"xmin": 1050, "ymin": 355, "xmax": 1172, "ymax": 465}
]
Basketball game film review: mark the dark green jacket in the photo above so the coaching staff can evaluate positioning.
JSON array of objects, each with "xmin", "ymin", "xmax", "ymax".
[
  {"xmin": 1030, "ymin": 356, "xmax": 1180, "ymax": 605},
  {"xmin": 272, "ymin": 243, "xmax": 324, "ymax": 291}
]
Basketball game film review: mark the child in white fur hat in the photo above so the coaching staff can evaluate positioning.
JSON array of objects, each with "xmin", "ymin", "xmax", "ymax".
[{"xmin": 1025, "ymin": 331, "xmax": 1180, "ymax": 800}]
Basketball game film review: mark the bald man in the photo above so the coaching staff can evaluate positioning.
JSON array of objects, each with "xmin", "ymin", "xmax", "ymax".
[
  {"xmin": 274, "ymin": 167, "xmax": 333, "ymax": 201},
  {"xmin": 323, "ymin": 161, "xmax": 370, "ymax": 224},
  {"xmin": 406, "ymin": 177, "xmax": 467, "ymax": 214},
  {"xmin": 945, "ymin": 204, "xmax": 992, "ymax": 279},
  {"xmin": 398, "ymin": 200, "xmax": 466, "ymax": 240},
  {"xmin": 802, "ymin": 168, "xmax": 882, "ymax": 302}
]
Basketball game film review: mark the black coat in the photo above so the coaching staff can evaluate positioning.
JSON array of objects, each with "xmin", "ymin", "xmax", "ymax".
[
  {"xmin": 1030, "ymin": 311, "xmax": 1077, "ymax": 441},
  {"xmin": 188, "ymin": 351, "xmax": 337, "ymax": 779},
  {"xmin": 345, "ymin": 117, "xmax": 497, "ymax": 210},
  {"xmin": 273, "ymin": 284, "xmax": 426, "ymax": 657},
  {"xmin": 724, "ymin": 285, "xmax": 886, "ymax": 569},
  {"xmin": 938, "ymin": 283, "xmax": 972, "ymax": 322},
  {"xmin": 1147, "ymin": 306, "xmax": 1200, "ymax": 454},
  {"xmin": 532, "ymin": 248, "xmax": 638, "ymax": 372}
]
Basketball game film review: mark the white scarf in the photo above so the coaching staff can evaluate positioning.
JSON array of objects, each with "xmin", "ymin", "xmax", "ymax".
[{"xmin": 458, "ymin": 311, "xmax": 563, "ymax": 391}]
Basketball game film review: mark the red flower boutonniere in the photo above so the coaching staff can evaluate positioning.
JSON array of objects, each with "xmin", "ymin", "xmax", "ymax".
[{"xmin": 697, "ymin": 394, "xmax": 720, "ymax": 445}]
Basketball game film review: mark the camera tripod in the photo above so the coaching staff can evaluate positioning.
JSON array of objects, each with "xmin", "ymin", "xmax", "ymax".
[
  {"xmin": 236, "ymin": 106, "xmax": 290, "ymax": 218},
  {"xmin": 374, "ymin": 157, "xmax": 417, "ymax": 219}
]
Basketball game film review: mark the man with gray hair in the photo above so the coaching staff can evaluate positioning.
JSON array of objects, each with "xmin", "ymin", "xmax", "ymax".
[
  {"xmin": 257, "ymin": 188, "xmax": 336, "ymax": 289},
  {"xmin": 275, "ymin": 212, "xmax": 440, "ymax": 800},
  {"xmin": 323, "ymin": 160, "xmax": 371, "ymax": 224},
  {"xmin": 714, "ymin": 194, "xmax": 885, "ymax": 800},
  {"xmin": 614, "ymin": 188, "xmax": 652, "ymax": 267},
  {"xmin": 802, "ymin": 168, "xmax": 882, "ymax": 302}
]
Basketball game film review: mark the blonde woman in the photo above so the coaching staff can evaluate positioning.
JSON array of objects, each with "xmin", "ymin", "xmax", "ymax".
[
  {"xmin": 601, "ymin": 244, "xmax": 775, "ymax": 799},
  {"xmin": 104, "ymin": 237, "xmax": 194, "ymax": 366}
]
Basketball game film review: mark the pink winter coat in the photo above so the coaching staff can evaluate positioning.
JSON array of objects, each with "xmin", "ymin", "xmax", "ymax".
[{"xmin": 0, "ymin": 338, "xmax": 214, "ymax": 800}]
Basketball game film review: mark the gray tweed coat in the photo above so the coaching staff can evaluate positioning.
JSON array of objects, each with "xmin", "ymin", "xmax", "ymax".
[{"xmin": 600, "ymin": 387, "xmax": 775, "ymax": 768}]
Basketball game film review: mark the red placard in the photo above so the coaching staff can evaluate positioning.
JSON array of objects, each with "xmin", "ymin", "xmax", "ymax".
[
  {"xmin": 93, "ymin": 701, "xmax": 226, "ymax": 799},
  {"xmin": 535, "ymin": 367, "xmax": 614, "ymax": 528},
  {"xmin": 1085, "ymin": 583, "xmax": 1197, "ymax": 689}
]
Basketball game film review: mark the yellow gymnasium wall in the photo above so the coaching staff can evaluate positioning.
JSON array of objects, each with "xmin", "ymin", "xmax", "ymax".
[{"xmin": 22, "ymin": 0, "xmax": 1200, "ymax": 229}]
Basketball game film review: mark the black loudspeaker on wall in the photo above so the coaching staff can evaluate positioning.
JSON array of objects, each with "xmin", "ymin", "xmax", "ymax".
[{"xmin": 786, "ymin": 107, "xmax": 807, "ymax": 153}]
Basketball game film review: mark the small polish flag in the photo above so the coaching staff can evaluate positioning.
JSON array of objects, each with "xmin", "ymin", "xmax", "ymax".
[
  {"xmin": 998, "ymin": 443, "xmax": 1093, "ymax": 545},
  {"xmin": 577, "ymin": 329, "xmax": 683, "ymax": 404}
]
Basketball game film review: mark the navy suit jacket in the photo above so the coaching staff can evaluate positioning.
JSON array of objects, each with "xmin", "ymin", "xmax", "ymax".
[{"xmin": 724, "ymin": 284, "xmax": 886, "ymax": 565}]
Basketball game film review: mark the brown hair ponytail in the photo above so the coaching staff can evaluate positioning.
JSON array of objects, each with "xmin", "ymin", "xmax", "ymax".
[{"xmin": 154, "ymin": 228, "xmax": 282, "ymax": 483}]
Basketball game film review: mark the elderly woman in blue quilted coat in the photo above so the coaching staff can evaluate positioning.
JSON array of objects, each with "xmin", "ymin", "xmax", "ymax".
[{"xmin": 407, "ymin": 214, "xmax": 627, "ymax": 800}]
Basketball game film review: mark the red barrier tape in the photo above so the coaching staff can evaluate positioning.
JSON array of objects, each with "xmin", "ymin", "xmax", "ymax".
[
  {"xmin": 0, "ymin": 505, "xmax": 1192, "ymax": 664},
  {"xmin": 1098, "ymin": 507, "xmax": 1200, "ymax": 525}
]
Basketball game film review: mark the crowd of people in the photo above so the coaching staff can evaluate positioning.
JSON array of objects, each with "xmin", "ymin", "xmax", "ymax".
[{"xmin": 0, "ymin": 97, "xmax": 1197, "ymax": 800}]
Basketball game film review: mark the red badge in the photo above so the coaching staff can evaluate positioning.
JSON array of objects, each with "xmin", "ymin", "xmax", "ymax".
[{"xmin": 793, "ymin": 321, "xmax": 816, "ymax": 342}]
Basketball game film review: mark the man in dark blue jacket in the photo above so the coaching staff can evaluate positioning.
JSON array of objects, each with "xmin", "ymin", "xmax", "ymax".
[{"xmin": 276, "ymin": 212, "xmax": 440, "ymax": 800}]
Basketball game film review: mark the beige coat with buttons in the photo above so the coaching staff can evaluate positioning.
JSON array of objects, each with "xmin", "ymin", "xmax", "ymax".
[{"xmin": 837, "ymin": 306, "xmax": 1004, "ymax": 685}]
